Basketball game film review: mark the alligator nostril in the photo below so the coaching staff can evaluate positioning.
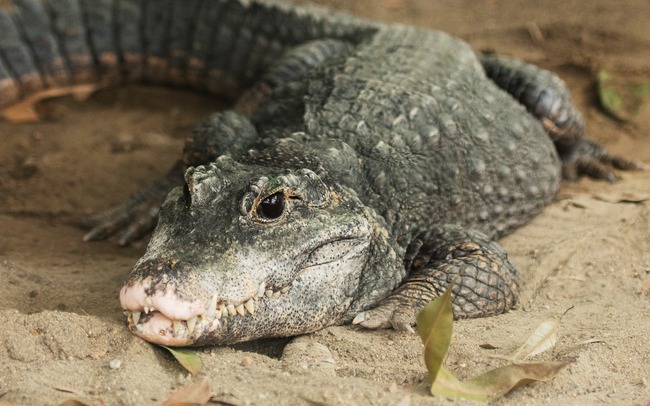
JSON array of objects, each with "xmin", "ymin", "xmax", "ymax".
[{"xmin": 182, "ymin": 182, "xmax": 191, "ymax": 207}]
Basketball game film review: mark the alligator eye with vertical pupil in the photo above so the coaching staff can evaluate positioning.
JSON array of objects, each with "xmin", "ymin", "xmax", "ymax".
[{"xmin": 257, "ymin": 191, "xmax": 285, "ymax": 220}]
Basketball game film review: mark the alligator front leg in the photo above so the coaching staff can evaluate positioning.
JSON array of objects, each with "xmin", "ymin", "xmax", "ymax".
[
  {"xmin": 82, "ymin": 38, "xmax": 353, "ymax": 245},
  {"xmin": 354, "ymin": 225, "xmax": 519, "ymax": 331},
  {"xmin": 81, "ymin": 160, "xmax": 185, "ymax": 245},
  {"xmin": 82, "ymin": 110, "xmax": 258, "ymax": 245}
]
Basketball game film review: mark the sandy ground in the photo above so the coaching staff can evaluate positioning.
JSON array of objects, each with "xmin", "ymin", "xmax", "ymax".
[{"xmin": 1, "ymin": 1, "xmax": 649, "ymax": 405}]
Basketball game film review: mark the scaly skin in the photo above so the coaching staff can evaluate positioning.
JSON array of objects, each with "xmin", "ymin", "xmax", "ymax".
[{"xmin": 1, "ymin": 0, "xmax": 639, "ymax": 345}]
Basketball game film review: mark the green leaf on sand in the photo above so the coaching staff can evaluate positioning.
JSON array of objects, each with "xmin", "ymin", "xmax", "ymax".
[
  {"xmin": 160, "ymin": 345, "xmax": 203, "ymax": 375},
  {"xmin": 416, "ymin": 277, "xmax": 455, "ymax": 382},
  {"xmin": 597, "ymin": 70, "xmax": 650, "ymax": 122}
]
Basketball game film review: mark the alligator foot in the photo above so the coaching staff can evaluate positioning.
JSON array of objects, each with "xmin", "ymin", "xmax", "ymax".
[
  {"xmin": 81, "ymin": 161, "xmax": 183, "ymax": 245},
  {"xmin": 353, "ymin": 225, "xmax": 519, "ymax": 331},
  {"xmin": 480, "ymin": 53, "xmax": 643, "ymax": 182},
  {"xmin": 81, "ymin": 111, "xmax": 260, "ymax": 245},
  {"xmin": 560, "ymin": 138, "xmax": 643, "ymax": 182}
]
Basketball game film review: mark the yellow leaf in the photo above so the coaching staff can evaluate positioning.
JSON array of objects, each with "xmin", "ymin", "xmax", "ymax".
[{"xmin": 416, "ymin": 278, "xmax": 455, "ymax": 383}]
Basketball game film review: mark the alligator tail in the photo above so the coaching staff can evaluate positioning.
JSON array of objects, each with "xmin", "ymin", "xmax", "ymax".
[{"xmin": 0, "ymin": 0, "xmax": 372, "ymax": 109}]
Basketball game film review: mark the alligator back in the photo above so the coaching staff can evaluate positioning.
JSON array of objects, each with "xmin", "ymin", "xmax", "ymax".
[{"xmin": 252, "ymin": 25, "xmax": 562, "ymax": 240}]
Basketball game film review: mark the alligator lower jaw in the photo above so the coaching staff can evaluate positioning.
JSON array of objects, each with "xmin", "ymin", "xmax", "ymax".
[
  {"xmin": 120, "ymin": 279, "xmax": 291, "ymax": 346},
  {"xmin": 125, "ymin": 310, "xmax": 206, "ymax": 346}
]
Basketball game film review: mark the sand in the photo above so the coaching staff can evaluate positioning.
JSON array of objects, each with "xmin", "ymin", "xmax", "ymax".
[{"xmin": 1, "ymin": 1, "xmax": 649, "ymax": 405}]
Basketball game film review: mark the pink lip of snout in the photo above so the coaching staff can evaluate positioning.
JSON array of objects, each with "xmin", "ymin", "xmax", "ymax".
[
  {"xmin": 119, "ymin": 279, "xmax": 205, "ymax": 320},
  {"xmin": 119, "ymin": 279, "xmax": 209, "ymax": 345}
]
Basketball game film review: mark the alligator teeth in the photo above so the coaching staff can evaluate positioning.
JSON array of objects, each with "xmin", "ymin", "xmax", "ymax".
[
  {"xmin": 173, "ymin": 320, "xmax": 182, "ymax": 335},
  {"xmin": 131, "ymin": 311, "xmax": 141, "ymax": 325},
  {"xmin": 227, "ymin": 304, "xmax": 237, "ymax": 316},
  {"xmin": 187, "ymin": 316, "xmax": 198, "ymax": 334},
  {"xmin": 257, "ymin": 282, "xmax": 266, "ymax": 298},
  {"xmin": 244, "ymin": 298, "xmax": 255, "ymax": 315},
  {"xmin": 127, "ymin": 284, "xmax": 296, "ymax": 333},
  {"xmin": 352, "ymin": 312, "xmax": 366, "ymax": 325},
  {"xmin": 207, "ymin": 295, "xmax": 218, "ymax": 319},
  {"xmin": 236, "ymin": 304, "xmax": 246, "ymax": 316}
]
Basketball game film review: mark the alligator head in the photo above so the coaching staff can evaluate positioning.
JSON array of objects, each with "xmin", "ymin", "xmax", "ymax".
[{"xmin": 119, "ymin": 155, "xmax": 380, "ymax": 345}]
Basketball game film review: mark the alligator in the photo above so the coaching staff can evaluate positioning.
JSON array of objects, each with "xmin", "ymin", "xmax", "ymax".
[{"xmin": 0, "ymin": 0, "xmax": 639, "ymax": 346}]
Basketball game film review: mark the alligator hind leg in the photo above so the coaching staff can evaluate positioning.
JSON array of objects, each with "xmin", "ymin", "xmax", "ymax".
[
  {"xmin": 354, "ymin": 225, "xmax": 519, "ymax": 331},
  {"xmin": 480, "ymin": 54, "xmax": 642, "ymax": 181}
]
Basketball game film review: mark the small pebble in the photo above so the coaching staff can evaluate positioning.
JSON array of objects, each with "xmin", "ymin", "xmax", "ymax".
[
  {"xmin": 109, "ymin": 359, "xmax": 122, "ymax": 369},
  {"xmin": 241, "ymin": 356, "xmax": 253, "ymax": 367}
]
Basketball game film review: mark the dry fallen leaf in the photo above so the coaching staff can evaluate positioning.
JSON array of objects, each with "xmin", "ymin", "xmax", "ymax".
[
  {"xmin": 417, "ymin": 284, "xmax": 570, "ymax": 402},
  {"xmin": 511, "ymin": 306, "xmax": 573, "ymax": 361},
  {"xmin": 163, "ymin": 377, "xmax": 211, "ymax": 406},
  {"xmin": 57, "ymin": 400, "xmax": 91, "ymax": 406},
  {"xmin": 578, "ymin": 338, "xmax": 605, "ymax": 346},
  {"xmin": 429, "ymin": 361, "xmax": 570, "ymax": 402},
  {"xmin": 0, "ymin": 83, "xmax": 105, "ymax": 123},
  {"xmin": 594, "ymin": 192, "xmax": 649, "ymax": 204}
]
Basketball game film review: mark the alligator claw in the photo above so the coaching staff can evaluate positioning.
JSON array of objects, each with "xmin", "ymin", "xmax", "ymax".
[
  {"xmin": 82, "ymin": 197, "xmax": 163, "ymax": 246},
  {"xmin": 351, "ymin": 311, "xmax": 366, "ymax": 325},
  {"xmin": 116, "ymin": 208, "xmax": 160, "ymax": 246},
  {"xmin": 352, "ymin": 306, "xmax": 415, "ymax": 333},
  {"xmin": 81, "ymin": 163, "xmax": 182, "ymax": 245},
  {"xmin": 82, "ymin": 209, "xmax": 132, "ymax": 242},
  {"xmin": 561, "ymin": 139, "xmax": 643, "ymax": 182}
]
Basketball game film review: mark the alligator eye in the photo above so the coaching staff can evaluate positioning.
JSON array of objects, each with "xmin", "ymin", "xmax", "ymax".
[{"xmin": 257, "ymin": 192, "xmax": 285, "ymax": 220}]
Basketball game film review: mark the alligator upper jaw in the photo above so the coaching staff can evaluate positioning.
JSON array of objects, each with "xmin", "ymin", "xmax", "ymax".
[{"xmin": 119, "ymin": 236, "xmax": 373, "ymax": 346}]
